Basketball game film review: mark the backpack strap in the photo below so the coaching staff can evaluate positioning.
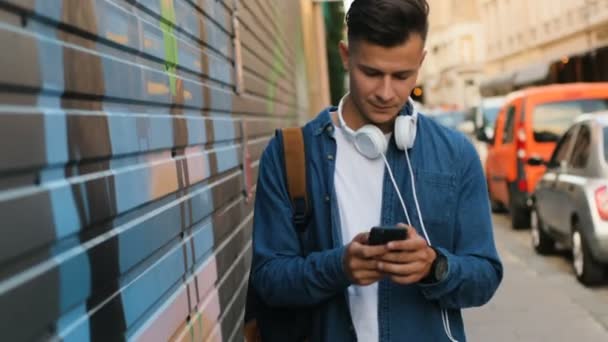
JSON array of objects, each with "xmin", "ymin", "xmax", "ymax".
[{"xmin": 280, "ymin": 127, "xmax": 310, "ymax": 232}]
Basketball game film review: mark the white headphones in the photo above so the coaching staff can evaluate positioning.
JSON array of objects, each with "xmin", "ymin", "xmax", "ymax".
[
  {"xmin": 336, "ymin": 94, "xmax": 418, "ymax": 159},
  {"xmin": 336, "ymin": 94, "xmax": 459, "ymax": 342}
]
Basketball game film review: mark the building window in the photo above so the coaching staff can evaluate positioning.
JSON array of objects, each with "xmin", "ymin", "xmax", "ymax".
[{"xmin": 460, "ymin": 36, "xmax": 474, "ymax": 63}]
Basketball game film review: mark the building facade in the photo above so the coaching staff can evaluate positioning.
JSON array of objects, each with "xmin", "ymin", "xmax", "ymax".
[
  {"xmin": 420, "ymin": 0, "xmax": 485, "ymax": 109},
  {"xmin": 480, "ymin": 0, "xmax": 608, "ymax": 95}
]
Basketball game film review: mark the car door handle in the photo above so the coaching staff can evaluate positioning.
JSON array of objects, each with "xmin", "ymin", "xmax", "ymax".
[{"xmin": 568, "ymin": 184, "xmax": 575, "ymax": 192}]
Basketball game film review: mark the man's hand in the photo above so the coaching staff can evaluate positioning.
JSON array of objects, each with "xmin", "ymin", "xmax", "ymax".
[
  {"xmin": 343, "ymin": 232, "xmax": 388, "ymax": 286},
  {"xmin": 377, "ymin": 224, "xmax": 436, "ymax": 284}
]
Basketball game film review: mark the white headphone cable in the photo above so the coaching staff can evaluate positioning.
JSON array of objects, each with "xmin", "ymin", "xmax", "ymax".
[
  {"xmin": 404, "ymin": 150, "xmax": 458, "ymax": 342},
  {"xmin": 404, "ymin": 150, "xmax": 431, "ymax": 245},
  {"xmin": 381, "ymin": 153, "xmax": 412, "ymax": 227}
]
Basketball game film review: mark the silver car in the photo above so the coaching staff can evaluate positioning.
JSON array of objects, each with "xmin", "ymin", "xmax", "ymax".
[{"xmin": 529, "ymin": 113, "xmax": 608, "ymax": 285}]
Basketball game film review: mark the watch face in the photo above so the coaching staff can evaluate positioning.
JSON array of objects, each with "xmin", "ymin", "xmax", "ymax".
[{"xmin": 434, "ymin": 256, "xmax": 448, "ymax": 281}]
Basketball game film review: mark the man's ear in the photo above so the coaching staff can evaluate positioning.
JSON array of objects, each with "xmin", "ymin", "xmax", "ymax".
[{"xmin": 338, "ymin": 41, "xmax": 350, "ymax": 71}]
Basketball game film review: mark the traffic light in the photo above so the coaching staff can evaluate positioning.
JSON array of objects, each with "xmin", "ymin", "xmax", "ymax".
[{"xmin": 411, "ymin": 86, "xmax": 424, "ymax": 102}]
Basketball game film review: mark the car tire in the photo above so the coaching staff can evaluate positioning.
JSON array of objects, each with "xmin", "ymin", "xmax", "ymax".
[
  {"xmin": 490, "ymin": 198, "xmax": 505, "ymax": 213},
  {"xmin": 572, "ymin": 224, "xmax": 604, "ymax": 286},
  {"xmin": 531, "ymin": 206, "xmax": 554, "ymax": 254},
  {"xmin": 510, "ymin": 204, "xmax": 530, "ymax": 229},
  {"xmin": 508, "ymin": 182, "xmax": 530, "ymax": 229},
  {"xmin": 487, "ymin": 179, "xmax": 506, "ymax": 213}
]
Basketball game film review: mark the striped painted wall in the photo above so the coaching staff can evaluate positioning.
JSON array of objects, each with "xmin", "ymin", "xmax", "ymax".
[{"xmin": 0, "ymin": 0, "xmax": 314, "ymax": 341}]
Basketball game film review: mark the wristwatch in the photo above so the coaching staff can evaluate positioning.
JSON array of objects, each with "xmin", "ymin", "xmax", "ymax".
[{"xmin": 423, "ymin": 247, "xmax": 449, "ymax": 283}]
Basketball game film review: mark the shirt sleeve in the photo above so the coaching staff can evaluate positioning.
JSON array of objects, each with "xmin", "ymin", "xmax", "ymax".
[
  {"xmin": 250, "ymin": 135, "xmax": 351, "ymax": 308},
  {"xmin": 417, "ymin": 135, "xmax": 503, "ymax": 309}
]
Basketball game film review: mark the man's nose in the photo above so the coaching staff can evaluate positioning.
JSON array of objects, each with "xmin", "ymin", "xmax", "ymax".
[{"xmin": 376, "ymin": 76, "xmax": 395, "ymax": 102}]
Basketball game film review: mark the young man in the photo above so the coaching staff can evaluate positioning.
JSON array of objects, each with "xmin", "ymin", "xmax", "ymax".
[{"xmin": 249, "ymin": 0, "xmax": 503, "ymax": 341}]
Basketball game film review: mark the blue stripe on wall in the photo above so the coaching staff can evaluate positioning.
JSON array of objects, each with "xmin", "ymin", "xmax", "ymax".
[{"xmin": 56, "ymin": 304, "xmax": 92, "ymax": 342}]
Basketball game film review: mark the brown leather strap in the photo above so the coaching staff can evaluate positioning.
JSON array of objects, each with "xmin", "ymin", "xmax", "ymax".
[
  {"xmin": 244, "ymin": 319, "xmax": 262, "ymax": 342},
  {"xmin": 281, "ymin": 127, "xmax": 308, "ymax": 226}
]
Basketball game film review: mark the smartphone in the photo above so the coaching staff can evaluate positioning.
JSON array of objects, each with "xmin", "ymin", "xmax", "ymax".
[{"xmin": 368, "ymin": 226, "xmax": 408, "ymax": 245}]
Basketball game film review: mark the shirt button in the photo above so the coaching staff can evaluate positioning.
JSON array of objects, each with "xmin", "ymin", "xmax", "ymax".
[
  {"xmin": 327, "ymin": 154, "xmax": 334, "ymax": 160},
  {"xmin": 325, "ymin": 195, "xmax": 330, "ymax": 202},
  {"xmin": 327, "ymin": 126, "xmax": 334, "ymax": 132}
]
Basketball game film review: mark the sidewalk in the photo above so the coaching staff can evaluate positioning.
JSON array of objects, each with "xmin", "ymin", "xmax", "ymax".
[{"xmin": 463, "ymin": 244, "xmax": 608, "ymax": 341}]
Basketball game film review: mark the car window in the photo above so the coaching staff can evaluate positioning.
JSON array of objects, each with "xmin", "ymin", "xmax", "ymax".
[
  {"xmin": 550, "ymin": 126, "xmax": 577, "ymax": 166},
  {"xmin": 532, "ymin": 99, "xmax": 608, "ymax": 142},
  {"xmin": 483, "ymin": 106, "xmax": 501, "ymax": 128},
  {"xmin": 570, "ymin": 125, "xmax": 591, "ymax": 169},
  {"xmin": 502, "ymin": 106, "xmax": 516, "ymax": 144}
]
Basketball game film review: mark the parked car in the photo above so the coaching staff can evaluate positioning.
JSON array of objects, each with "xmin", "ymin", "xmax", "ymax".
[
  {"xmin": 481, "ymin": 83, "xmax": 608, "ymax": 229},
  {"xmin": 429, "ymin": 110, "xmax": 468, "ymax": 130},
  {"xmin": 474, "ymin": 96, "xmax": 506, "ymax": 141},
  {"xmin": 473, "ymin": 96, "xmax": 506, "ymax": 166},
  {"xmin": 529, "ymin": 113, "xmax": 608, "ymax": 285}
]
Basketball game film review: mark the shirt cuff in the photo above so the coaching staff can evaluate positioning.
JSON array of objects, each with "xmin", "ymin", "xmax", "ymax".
[
  {"xmin": 417, "ymin": 246, "xmax": 456, "ymax": 298},
  {"xmin": 330, "ymin": 245, "xmax": 353, "ymax": 289}
]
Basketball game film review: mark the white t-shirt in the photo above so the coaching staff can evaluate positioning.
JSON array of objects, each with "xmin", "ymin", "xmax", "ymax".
[{"xmin": 334, "ymin": 122, "xmax": 389, "ymax": 342}]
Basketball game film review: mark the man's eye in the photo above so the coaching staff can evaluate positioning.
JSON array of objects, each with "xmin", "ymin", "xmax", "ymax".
[{"xmin": 394, "ymin": 74, "xmax": 409, "ymax": 80}]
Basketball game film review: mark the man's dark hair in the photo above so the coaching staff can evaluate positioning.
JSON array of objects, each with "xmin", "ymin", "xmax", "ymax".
[{"xmin": 346, "ymin": 0, "xmax": 429, "ymax": 47}]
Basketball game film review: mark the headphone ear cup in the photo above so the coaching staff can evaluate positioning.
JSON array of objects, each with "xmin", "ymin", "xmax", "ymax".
[
  {"xmin": 395, "ymin": 115, "xmax": 416, "ymax": 150},
  {"xmin": 354, "ymin": 125, "xmax": 387, "ymax": 159}
]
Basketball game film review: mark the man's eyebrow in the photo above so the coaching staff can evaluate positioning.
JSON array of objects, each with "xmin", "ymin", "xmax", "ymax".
[{"xmin": 358, "ymin": 63, "xmax": 414, "ymax": 75}]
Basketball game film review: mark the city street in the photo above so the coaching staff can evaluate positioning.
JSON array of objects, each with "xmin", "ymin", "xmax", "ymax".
[{"xmin": 464, "ymin": 214, "xmax": 608, "ymax": 341}]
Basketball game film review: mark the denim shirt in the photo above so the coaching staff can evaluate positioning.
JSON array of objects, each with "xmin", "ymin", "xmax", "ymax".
[{"xmin": 250, "ymin": 107, "xmax": 503, "ymax": 342}]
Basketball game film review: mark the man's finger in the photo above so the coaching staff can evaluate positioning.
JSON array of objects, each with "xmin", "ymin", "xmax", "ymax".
[
  {"xmin": 353, "ymin": 269, "xmax": 383, "ymax": 279},
  {"xmin": 378, "ymin": 251, "xmax": 425, "ymax": 264},
  {"xmin": 356, "ymin": 244, "xmax": 389, "ymax": 259},
  {"xmin": 378, "ymin": 260, "xmax": 426, "ymax": 276},
  {"xmin": 353, "ymin": 232, "xmax": 370, "ymax": 244},
  {"xmin": 387, "ymin": 233, "xmax": 428, "ymax": 251},
  {"xmin": 350, "ymin": 258, "xmax": 380, "ymax": 271},
  {"xmin": 390, "ymin": 274, "xmax": 421, "ymax": 285},
  {"xmin": 359, "ymin": 275, "xmax": 385, "ymax": 285}
]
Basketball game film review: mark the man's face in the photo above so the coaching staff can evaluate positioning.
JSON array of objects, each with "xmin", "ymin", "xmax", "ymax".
[{"xmin": 339, "ymin": 35, "xmax": 426, "ymax": 130}]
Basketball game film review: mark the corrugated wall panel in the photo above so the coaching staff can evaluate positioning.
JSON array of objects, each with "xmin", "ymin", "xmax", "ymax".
[{"xmin": 0, "ymin": 0, "xmax": 312, "ymax": 341}]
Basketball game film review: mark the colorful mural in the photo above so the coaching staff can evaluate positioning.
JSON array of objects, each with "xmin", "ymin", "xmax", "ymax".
[{"xmin": 0, "ymin": 0, "xmax": 310, "ymax": 341}]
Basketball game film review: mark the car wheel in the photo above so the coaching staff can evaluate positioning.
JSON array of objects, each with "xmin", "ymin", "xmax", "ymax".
[
  {"xmin": 490, "ymin": 198, "xmax": 505, "ymax": 213},
  {"xmin": 487, "ymin": 180, "xmax": 506, "ymax": 213},
  {"xmin": 572, "ymin": 225, "xmax": 604, "ymax": 286},
  {"xmin": 531, "ymin": 206, "xmax": 554, "ymax": 254},
  {"xmin": 510, "ymin": 204, "xmax": 530, "ymax": 229}
]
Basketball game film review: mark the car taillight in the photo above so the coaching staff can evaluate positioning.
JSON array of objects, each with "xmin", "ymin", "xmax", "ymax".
[
  {"xmin": 595, "ymin": 186, "xmax": 608, "ymax": 221},
  {"xmin": 516, "ymin": 123, "xmax": 528, "ymax": 192},
  {"xmin": 518, "ymin": 179, "xmax": 527, "ymax": 192}
]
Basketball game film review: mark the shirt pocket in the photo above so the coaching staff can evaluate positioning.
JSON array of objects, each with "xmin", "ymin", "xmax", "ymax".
[{"xmin": 413, "ymin": 170, "xmax": 456, "ymax": 227}]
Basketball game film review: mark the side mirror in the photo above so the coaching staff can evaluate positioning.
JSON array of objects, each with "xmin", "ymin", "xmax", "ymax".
[
  {"xmin": 526, "ymin": 156, "xmax": 545, "ymax": 166},
  {"xmin": 476, "ymin": 127, "xmax": 493, "ymax": 143}
]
